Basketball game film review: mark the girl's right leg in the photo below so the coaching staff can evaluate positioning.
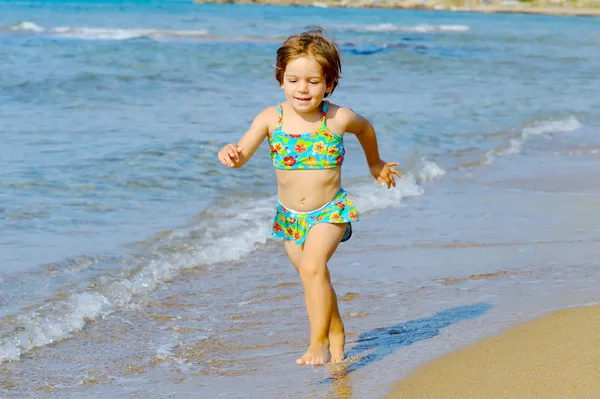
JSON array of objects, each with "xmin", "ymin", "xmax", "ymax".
[{"xmin": 283, "ymin": 224, "xmax": 346, "ymax": 365}]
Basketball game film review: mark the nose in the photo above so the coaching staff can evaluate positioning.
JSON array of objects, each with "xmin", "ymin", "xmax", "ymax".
[{"xmin": 298, "ymin": 81, "xmax": 308, "ymax": 93}]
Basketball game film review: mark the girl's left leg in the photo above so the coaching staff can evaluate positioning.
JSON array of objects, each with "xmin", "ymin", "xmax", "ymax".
[{"xmin": 295, "ymin": 223, "xmax": 346, "ymax": 366}]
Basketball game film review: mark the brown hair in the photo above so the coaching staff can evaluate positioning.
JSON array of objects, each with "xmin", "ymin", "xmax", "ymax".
[{"xmin": 275, "ymin": 28, "xmax": 342, "ymax": 98}]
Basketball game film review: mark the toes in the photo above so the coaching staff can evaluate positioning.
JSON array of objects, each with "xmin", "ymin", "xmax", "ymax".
[
  {"xmin": 297, "ymin": 355, "xmax": 311, "ymax": 365},
  {"xmin": 311, "ymin": 357, "xmax": 325, "ymax": 366}
]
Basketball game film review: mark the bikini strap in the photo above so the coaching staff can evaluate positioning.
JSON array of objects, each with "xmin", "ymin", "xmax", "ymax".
[
  {"xmin": 320, "ymin": 101, "xmax": 329, "ymax": 130},
  {"xmin": 276, "ymin": 104, "xmax": 283, "ymax": 129}
]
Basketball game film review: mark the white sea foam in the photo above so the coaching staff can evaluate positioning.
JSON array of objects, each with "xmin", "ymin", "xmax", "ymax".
[
  {"xmin": 416, "ymin": 159, "xmax": 447, "ymax": 183},
  {"xmin": 52, "ymin": 27, "xmax": 209, "ymax": 40},
  {"xmin": 4, "ymin": 21, "xmax": 209, "ymax": 40},
  {"xmin": 0, "ymin": 161, "xmax": 438, "ymax": 363},
  {"xmin": 0, "ymin": 292, "xmax": 112, "ymax": 362},
  {"xmin": 8, "ymin": 21, "xmax": 44, "ymax": 32},
  {"xmin": 335, "ymin": 23, "xmax": 470, "ymax": 33},
  {"xmin": 483, "ymin": 116, "xmax": 583, "ymax": 165}
]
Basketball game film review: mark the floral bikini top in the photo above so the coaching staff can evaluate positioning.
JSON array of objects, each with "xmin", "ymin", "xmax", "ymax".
[{"xmin": 268, "ymin": 101, "xmax": 345, "ymax": 170}]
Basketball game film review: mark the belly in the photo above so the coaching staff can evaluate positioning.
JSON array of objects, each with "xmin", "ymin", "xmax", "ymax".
[{"xmin": 275, "ymin": 168, "xmax": 342, "ymax": 212}]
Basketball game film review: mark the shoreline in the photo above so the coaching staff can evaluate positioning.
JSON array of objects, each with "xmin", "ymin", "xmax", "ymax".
[
  {"xmin": 194, "ymin": 0, "xmax": 600, "ymax": 17},
  {"xmin": 385, "ymin": 304, "xmax": 600, "ymax": 398}
]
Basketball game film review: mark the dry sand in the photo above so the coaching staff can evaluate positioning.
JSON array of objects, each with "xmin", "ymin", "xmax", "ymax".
[{"xmin": 386, "ymin": 304, "xmax": 600, "ymax": 398}]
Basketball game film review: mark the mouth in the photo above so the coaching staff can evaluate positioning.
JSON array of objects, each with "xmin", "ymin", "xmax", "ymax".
[{"xmin": 295, "ymin": 97, "xmax": 311, "ymax": 102}]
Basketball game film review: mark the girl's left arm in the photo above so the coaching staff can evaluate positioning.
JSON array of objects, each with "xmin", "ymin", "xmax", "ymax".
[{"xmin": 341, "ymin": 107, "xmax": 402, "ymax": 189}]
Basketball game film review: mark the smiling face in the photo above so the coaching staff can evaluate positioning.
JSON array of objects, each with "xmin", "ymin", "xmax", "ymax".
[{"xmin": 280, "ymin": 55, "xmax": 333, "ymax": 114}]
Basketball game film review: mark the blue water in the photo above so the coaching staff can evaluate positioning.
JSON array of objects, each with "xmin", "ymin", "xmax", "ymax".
[{"xmin": 1, "ymin": 1, "xmax": 600, "ymax": 394}]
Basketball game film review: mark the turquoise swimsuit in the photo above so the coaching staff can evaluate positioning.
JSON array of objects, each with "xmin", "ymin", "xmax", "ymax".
[{"xmin": 269, "ymin": 101, "xmax": 359, "ymax": 245}]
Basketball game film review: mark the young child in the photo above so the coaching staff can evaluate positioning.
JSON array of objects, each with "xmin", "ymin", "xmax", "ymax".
[{"xmin": 217, "ymin": 29, "xmax": 401, "ymax": 366}]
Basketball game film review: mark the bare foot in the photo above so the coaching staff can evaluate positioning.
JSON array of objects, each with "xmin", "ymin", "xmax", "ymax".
[
  {"xmin": 329, "ymin": 330, "xmax": 345, "ymax": 363},
  {"xmin": 296, "ymin": 342, "xmax": 331, "ymax": 366}
]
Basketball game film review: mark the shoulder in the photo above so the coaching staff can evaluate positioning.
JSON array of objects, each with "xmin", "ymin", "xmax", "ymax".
[
  {"xmin": 325, "ymin": 103, "xmax": 366, "ymax": 135},
  {"xmin": 252, "ymin": 106, "xmax": 280, "ymax": 131},
  {"xmin": 254, "ymin": 105, "xmax": 279, "ymax": 123}
]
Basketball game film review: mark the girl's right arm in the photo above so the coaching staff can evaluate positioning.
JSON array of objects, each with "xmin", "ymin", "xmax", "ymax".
[{"xmin": 217, "ymin": 107, "xmax": 274, "ymax": 168}]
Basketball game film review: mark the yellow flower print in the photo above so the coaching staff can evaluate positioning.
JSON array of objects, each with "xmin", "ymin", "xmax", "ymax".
[
  {"xmin": 306, "ymin": 156, "xmax": 317, "ymax": 168},
  {"xmin": 312, "ymin": 141, "xmax": 326, "ymax": 155},
  {"xmin": 327, "ymin": 146, "xmax": 338, "ymax": 156},
  {"xmin": 272, "ymin": 142, "xmax": 284, "ymax": 154},
  {"xmin": 330, "ymin": 212, "xmax": 341, "ymax": 222},
  {"xmin": 349, "ymin": 210, "xmax": 357, "ymax": 221}
]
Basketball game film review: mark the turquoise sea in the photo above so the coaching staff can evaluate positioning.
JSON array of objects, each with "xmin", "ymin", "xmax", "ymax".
[{"xmin": 1, "ymin": 1, "xmax": 600, "ymax": 397}]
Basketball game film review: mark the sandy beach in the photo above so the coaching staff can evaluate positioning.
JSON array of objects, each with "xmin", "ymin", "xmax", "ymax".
[
  {"xmin": 194, "ymin": 0, "xmax": 600, "ymax": 17},
  {"xmin": 387, "ymin": 304, "xmax": 600, "ymax": 398}
]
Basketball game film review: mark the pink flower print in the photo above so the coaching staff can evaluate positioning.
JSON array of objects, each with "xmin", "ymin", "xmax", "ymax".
[
  {"xmin": 273, "ymin": 222, "xmax": 283, "ymax": 233},
  {"xmin": 335, "ymin": 201, "xmax": 345, "ymax": 210},
  {"xmin": 335, "ymin": 155, "xmax": 343, "ymax": 166},
  {"xmin": 349, "ymin": 210, "xmax": 358, "ymax": 221}
]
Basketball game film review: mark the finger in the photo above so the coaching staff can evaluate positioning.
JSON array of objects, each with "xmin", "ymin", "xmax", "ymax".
[
  {"xmin": 237, "ymin": 146, "xmax": 243, "ymax": 153},
  {"xmin": 387, "ymin": 162, "xmax": 399, "ymax": 167},
  {"xmin": 228, "ymin": 151, "xmax": 239, "ymax": 163},
  {"xmin": 381, "ymin": 175, "xmax": 391, "ymax": 189},
  {"xmin": 389, "ymin": 168, "xmax": 402, "ymax": 178},
  {"xmin": 220, "ymin": 155, "xmax": 230, "ymax": 167},
  {"xmin": 390, "ymin": 175, "xmax": 396, "ymax": 187},
  {"xmin": 377, "ymin": 177, "xmax": 386, "ymax": 187},
  {"xmin": 223, "ymin": 154, "xmax": 234, "ymax": 167}
]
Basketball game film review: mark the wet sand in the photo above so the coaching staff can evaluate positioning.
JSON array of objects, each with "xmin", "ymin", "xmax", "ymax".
[
  {"xmin": 383, "ymin": 128, "xmax": 600, "ymax": 399},
  {"xmin": 387, "ymin": 304, "xmax": 600, "ymax": 398}
]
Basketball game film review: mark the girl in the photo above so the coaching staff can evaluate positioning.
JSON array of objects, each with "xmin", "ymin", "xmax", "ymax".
[{"xmin": 217, "ymin": 29, "xmax": 401, "ymax": 366}]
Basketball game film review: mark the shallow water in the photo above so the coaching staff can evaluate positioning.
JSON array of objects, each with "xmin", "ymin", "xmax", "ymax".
[{"xmin": 1, "ymin": 1, "xmax": 600, "ymax": 397}]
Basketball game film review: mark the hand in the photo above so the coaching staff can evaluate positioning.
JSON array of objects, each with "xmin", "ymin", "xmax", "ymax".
[
  {"xmin": 218, "ymin": 144, "xmax": 243, "ymax": 167},
  {"xmin": 369, "ymin": 159, "xmax": 403, "ymax": 189}
]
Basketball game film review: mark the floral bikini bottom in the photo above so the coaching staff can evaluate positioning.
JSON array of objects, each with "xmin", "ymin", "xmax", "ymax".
[{"xmin": 272, "ymin": 188, "xmax": 359, "ymax": 245}]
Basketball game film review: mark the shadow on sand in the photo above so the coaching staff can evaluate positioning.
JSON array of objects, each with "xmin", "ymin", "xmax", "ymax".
[{"xmin": 320, "ymin": 303, "xmax": 491, "ymax": 390}]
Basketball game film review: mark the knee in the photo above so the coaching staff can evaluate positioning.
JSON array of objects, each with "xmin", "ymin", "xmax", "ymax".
[{"xmin": 298, "ymin": 259, "xmax": 329, "ymax": 281}]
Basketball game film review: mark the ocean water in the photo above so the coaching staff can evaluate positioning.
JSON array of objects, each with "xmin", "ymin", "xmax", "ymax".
[{"xmin": 1, "ymin": 1, "xmax": 600, "ymax": 397}]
